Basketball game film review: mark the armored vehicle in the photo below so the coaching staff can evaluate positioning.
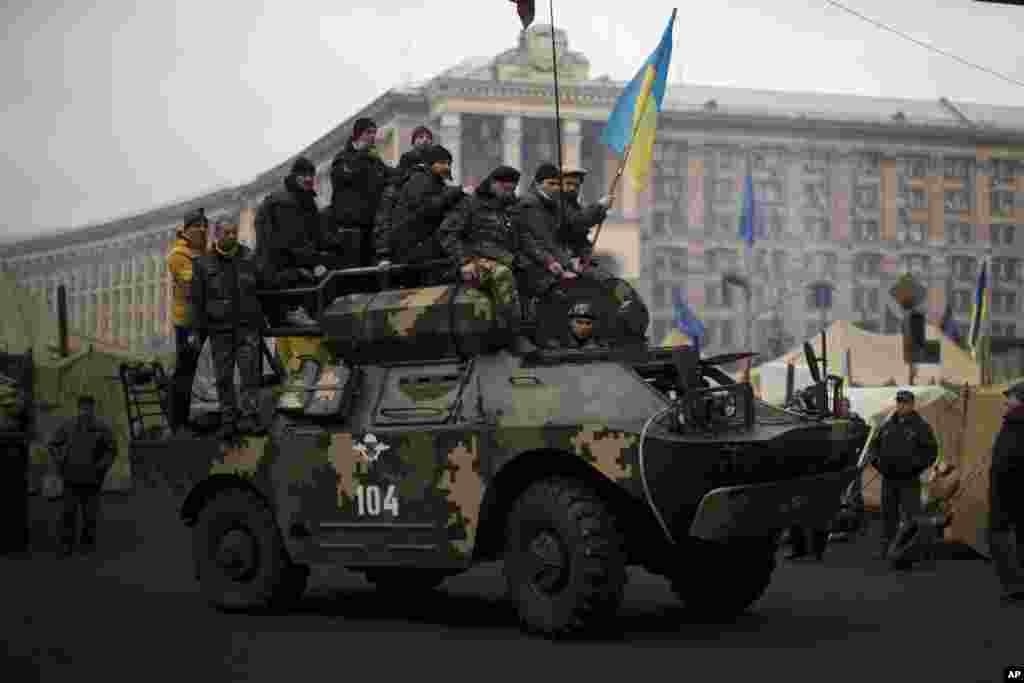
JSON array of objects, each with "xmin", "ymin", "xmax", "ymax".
[{"xmin": 124, "ymin": 265, "xmax": 868, "ymax": 638}]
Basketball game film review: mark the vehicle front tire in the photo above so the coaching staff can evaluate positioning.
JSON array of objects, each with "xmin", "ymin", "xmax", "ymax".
[
  {"xmin": 503, "ymin": 477, "xmax": 626, "ymax": 638},
  {"xmin": 670, "ymin": 536, "xmax": 777, "ymax": 620},
  {"xmin": 193, "ymin": 488, "xmax": 306, "ymax": 612}
]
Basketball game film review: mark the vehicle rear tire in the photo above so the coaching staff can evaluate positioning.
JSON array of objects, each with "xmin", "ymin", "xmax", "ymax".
[
  {"xmin": 363, "ymin": 568, "xmax": 452, "ymax": 593},
  {"xmin": 670, "ymin": 536, "xmax": 777, "ymax": 620},
  {"xmin": 503, "ymin": 477, "xmax": 626, "ymax": 638},
  {"xmin": 193, "ymin": 488, "xmax": 305, "ymax": 612}
]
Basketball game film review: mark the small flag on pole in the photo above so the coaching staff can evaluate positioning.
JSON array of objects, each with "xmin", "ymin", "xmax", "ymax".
[
  {"xmin": 509, "ymin": 0, "xmax": 535, "ymax": 29},
  {"xmin": 967, "ymin": 258, "xmax": 989, "ymax": 357}
]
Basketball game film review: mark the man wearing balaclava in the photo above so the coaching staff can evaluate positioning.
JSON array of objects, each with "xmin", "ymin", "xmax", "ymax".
[
  {"xmin": 374, "ymin": 125, "xmax": 435, "ymax": 264},
  {"xmin": 328, "ymin": 117, "xmax": 392, "ymax": 267},
  {"xmin": 390, "ymin": 144, "xmax": 466, "ymax": 284},
  {"xmin": 253, "ymin": 157, "xmax": 338, "ymax": 327},
  {"xmin": 192, "ymin": 218, "xmax": 269, "ymax": 438},
  {"xmin": 166, "ymin": 207, "xmax": 209, "ymax": 432}
]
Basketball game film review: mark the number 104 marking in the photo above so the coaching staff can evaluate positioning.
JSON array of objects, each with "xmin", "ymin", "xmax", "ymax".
[{"xmin": 354, "ymin": 484, "xmax": 399, "ymax": 516}]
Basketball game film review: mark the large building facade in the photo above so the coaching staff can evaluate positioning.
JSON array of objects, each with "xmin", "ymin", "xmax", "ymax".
[{"xmin": 3, "ymin": 25, "xmax": 1024, "ymax": 358}]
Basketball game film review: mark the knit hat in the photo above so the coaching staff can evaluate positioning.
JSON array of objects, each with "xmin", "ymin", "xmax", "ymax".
[
  {"xmin": 183, "ymin": 207, "xmax": 207, "ymax": 228},
  {"xmin": 411, "ymin": 125, "xmax": 434, "ymax": 144},
  {"xmin": 490, "ymin": 166, "xmax": 521, "ymax": 183},
  {"xmin": 420, "ymin": 144, "xmax": 453, "ymax": 167},
  {"xmin": 352, "ymin": 117, "xmax": 377, "ymax": 140},
  {"xmin": 563, "ymin": 167, "xmax": 588, "ymax": 179},
  {"xmin": 290, "ymin": 157, "xmax": 316, "ymax": 176},
  {"xmin": 568, "ymin": 302, "xmax": 596, "ymax": 320},
  {"xmin": 534, "ymin": 162, "xmax": 561, "ymax": 183}
]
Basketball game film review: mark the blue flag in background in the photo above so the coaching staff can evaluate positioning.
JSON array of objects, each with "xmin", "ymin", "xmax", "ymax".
[
  {"xmin": 738, "ymin": 172, "xmax": 756, "ymax": 247},
  {"xmin": 672, "ymin": 287, "xmax": 706, "ymax": 352}
]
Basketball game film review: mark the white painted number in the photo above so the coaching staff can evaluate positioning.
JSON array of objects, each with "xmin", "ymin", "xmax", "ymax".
[{"xmin": 355, "ymin": 484, "xmax": 399, "ymax": 516}]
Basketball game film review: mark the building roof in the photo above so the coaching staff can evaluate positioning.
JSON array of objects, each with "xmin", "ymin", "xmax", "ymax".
[{"xmin": 5, "ymin": 30, "xmax": 1024, "ymax": 258}]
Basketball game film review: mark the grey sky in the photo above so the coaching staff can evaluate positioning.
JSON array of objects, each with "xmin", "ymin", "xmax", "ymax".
[{"xmin": 3, "ymin": 0, "xmax": 1023, "ymax": 242}]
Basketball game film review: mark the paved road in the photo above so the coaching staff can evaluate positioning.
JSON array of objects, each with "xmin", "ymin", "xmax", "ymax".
[{"xmin": 2, "ymin": 490, "xmax": 1019, "ymax": 683}]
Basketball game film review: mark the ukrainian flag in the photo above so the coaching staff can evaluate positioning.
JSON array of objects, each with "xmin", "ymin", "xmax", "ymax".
[
  {"xmin": 967, "ymin": 257, "xmax": 989, "ymax": 356},
  {"xmin": 600, "ymin": 9, "xmax": 677, "ymax": 192}
]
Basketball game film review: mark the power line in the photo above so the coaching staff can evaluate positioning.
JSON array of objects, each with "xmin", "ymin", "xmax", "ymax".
[{"xmin": 824, "ymin": 0, "xmax": 1024, "ymax": 90}]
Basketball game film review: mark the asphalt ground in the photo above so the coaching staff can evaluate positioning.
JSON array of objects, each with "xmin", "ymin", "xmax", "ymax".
[{"xmin": 1, "ymin": 489, "xmax": 1020, "ymax": 683}]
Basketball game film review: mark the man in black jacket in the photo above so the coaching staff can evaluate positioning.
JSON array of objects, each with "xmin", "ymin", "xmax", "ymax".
[
  {"xmin": 48, "ymin": 395, "xmax": 117, "ymax": 556},
  {"xmin": 328, "ymin": 117, "xmax": 392, "ymax": 267},
  {"xmin": 558, "ymin": 167, "xmax": 612, "ymax": 263},
  {"xmin": 192, "ymin": 220, "xmax": 269, "ymax": 438},
  {"xmin": 988, "ymin": 382, "xmax": 1024, "ymax": 605},
  {"xmin": 374, "ymin": 125, "xmax": 435, "ymax": 265},
  {"xmin": 867, "ymin": 390, "xmax": 938, "ymax": 560},
  {"xmin": 390, "ymin": 144, "xmax": 465, "ymax": 285},
  {"xmin": 254, "ymin": 157, "xmax": 340, "ymax": 327}
]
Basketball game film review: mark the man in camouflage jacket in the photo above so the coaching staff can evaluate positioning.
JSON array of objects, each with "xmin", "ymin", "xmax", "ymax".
[{"xmin": 439, "ymin": 166, "xmax": 551, "ymax": 330}]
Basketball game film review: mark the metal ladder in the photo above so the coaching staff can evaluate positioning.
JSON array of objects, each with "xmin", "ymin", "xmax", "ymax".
[{"xmin": 118, "ymin": 362, "xmax": 171, "ymax": 440}]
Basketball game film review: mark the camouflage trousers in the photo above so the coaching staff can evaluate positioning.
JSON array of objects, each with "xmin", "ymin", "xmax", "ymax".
[
  {"xmin": 463, "ymin": 258, "xmax": 522, "ymax": 330},
  {"xmin": 210, "ymin": 329, "xmax": 261, "ymax": 429}
]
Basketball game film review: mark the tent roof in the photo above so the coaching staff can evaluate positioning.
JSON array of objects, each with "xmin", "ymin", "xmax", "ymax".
[{"xmin": 774, "ymin": 320, "xmax": 980, "ymax": 387}]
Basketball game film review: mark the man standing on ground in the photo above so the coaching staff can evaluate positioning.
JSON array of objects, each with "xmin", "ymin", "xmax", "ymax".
[
  {"xmin": 988, "ymin": 382, "xmax": 1024, "ymax": 605},
  {"xmin": 867, "ymin": 389, "xmax": 938, "ymax": 561},
  {"xmin": 48, "ymin": 395, "xmax": 117, "ymax": 557}
]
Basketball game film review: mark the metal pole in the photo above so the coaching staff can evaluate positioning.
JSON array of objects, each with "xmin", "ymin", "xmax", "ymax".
[
  {"xmin": 548, "ymin": 0, "xmax": 566, "ymax": 230},
  {"xmin": 57, "ymin": 284, "xmax": 69, "ymax": 357}
]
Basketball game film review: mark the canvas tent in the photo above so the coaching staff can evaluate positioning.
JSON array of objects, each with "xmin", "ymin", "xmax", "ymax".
[{"xmin": 774, "ymin": 319, "xmax": 980, "ymax": 387}]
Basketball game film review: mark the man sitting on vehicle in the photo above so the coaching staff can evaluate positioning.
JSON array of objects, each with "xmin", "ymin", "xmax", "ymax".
[
  {"xmin": 439, "ymin": 165, "xmax": 548, "ymax": 337},
  {"xmin": 390, "ymin": 144, "xmax": 466, "ymax": 286}
]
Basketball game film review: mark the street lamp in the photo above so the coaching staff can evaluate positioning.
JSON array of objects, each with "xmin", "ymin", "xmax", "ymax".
[{"xmin": 721, "ymin": 271, "xmax": 753, "ymax": 351}]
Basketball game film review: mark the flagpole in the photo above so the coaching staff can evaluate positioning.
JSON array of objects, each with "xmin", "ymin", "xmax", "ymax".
[
  {"xmin": 547, "ymin": 0, "xmax": 567, "ymax": 232},
  {"xmin": 591, "ymin": 9, "xmax": 677, "ymax": 253}
]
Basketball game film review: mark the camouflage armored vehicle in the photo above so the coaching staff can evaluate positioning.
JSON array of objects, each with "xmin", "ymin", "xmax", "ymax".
[{"xmin": 125, "ymin": 266, "xmax": 869, "ymax": 638}]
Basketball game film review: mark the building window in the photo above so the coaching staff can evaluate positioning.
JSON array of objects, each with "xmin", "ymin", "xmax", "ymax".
[
  {"xmin": 651, "ymin": 284, "xmax": 666, "ymax": 308},
  {"xmin": 803, "ymin": 182, "xmax": 826, "ymax": 210},
  {"xmin": 951, "ymin": 255, "xmax": 978, "ymax": 282},
  {"xmin": 712, "ymin": 179, "xmax": 733, "ymax": 202},
  {"xmin": 705, "ymin": 283, "xmax": 735, "ymax": 309},
  {"xmin": 897, "ymin": 223, "xmax": 928, "ymax": 245},
  {"xmin": 909, "ymin": 189, "xmax": 927, "ymax": 210},
  {"xmin": 943, "ymin": 158, "xmax": 972, "ymax": 179},
  {"xmin": 948, "ymin": 223, "xmax": 973, "ymax": 245},
  {"xmin": 993, "ymin": 258, "xmax": 1021, "ymax": 283},
  {"xmin": 806, "ymin": 320, "xmax": 827, "ymax": 339},
  {"xmin": 992, "ymin": 224, "xmax": 1017, "ymax": 246},
  {"xmin": 993, "ymin": 291, "xmax": 1017, "ymax": 315},
  {"xmin": 992, "ymin": 190, "xmax": 1014, "ymax": 219},
  {"xmin": 854, "ymin": 253, "xmax": 883, "ymax": 278},
  {"xmin": 804, "ymin": 251, "xmax": 838, "ymax": 279},
  {"xmin": 804, "ymin": 217, "xmax": 830, "ymax": 241},
  {"xmin": 853, "ymin": 287, "xmax": 880, "ymax": 313},
  {"xmin": 900, "ymin": 254, "xmax": 930, "ymax": 277},
  {"xmin": 720, "ymin": 319, "xmax": 734, "ymax": 348},
  {"xmin": 854, "ymin": 186, "xmax": 879, "ymax": 210},
  {"xmin": 993, "ymin": 159, "xmax": 1019, "ymax": 184},
  {"xmin": 944, "ymin": 190, "xmax": 970, "ymax": 212},
  {"xmin": 853, "ymin": 220, "xmax": 880, "ymax": 243},
  {"xmin": 906, "ymin": 157, "xmax": 929, "ymax": 177}
]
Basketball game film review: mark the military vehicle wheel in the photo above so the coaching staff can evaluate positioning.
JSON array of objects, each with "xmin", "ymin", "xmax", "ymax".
[
  {"xmin": 670, "ymin": 537, "xmax": 777, "ymax": 620},
  {"xmin": 503, "ymin": 477, "xmax": 626, "ymax": 638},
  {"xmin": 363, "ymin": 568, "xmax": 451, "ymax": 592},
  {"xmin": 193, "ymin": 488, "xmax": 302, "ymax": 612}
]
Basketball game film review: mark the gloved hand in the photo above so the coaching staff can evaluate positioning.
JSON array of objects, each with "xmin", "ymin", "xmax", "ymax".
[
  {"xmin": 569, "ymin": 257, "xmax": 588, "ymax": 273},
  {"xmin": 313, "ymin": 265, "xmax": 327, "ymax": 278},
  {"xmin": 187, "ymin": 332, "xmax": 201, "ymax": 351},
  {"xmin": 546, "ymin": 259, "xmax": 565, "ymax": 277}
]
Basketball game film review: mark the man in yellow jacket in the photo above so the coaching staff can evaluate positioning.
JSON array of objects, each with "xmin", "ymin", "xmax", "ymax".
[{"xmin": 166, "ymin": 207, "xmax": 208, "ymax": 432}]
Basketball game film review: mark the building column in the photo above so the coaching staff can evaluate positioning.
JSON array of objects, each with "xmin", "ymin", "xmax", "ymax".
[
  {"xmin": 562, "ymin": 119, "xmax": 582, "ymax": 172},
  {"xmin": 440, "ymin": 113, "xmax": 463, "ymax": 184},
  {"xmin": 502, "ymin": 115, "xmax": 522, "ymax": 172}
]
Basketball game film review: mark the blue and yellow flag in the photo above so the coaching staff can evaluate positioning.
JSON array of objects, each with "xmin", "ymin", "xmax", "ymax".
[
  {"xmin": 600, "ymin": 9, "xmax": 677, "ymax": 192},
  {"xmin": 738, "ymin": 171, "xmax": 756, "ymax": 247},
  {"xmin": 967, "ymin": 257, "xmax": 989, "ymax": 356}
]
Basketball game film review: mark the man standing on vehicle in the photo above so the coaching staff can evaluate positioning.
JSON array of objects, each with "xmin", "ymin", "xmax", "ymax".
[
  {"xmin": 192, "ymin": 219, "xmax": 269, "ymax": 438},
  {"xmin": 253, "ymin": 157, "xmax": 338, "ymax": 327},
  {"xmin": 167, "ymin": 207, "xmax": 208, "ymax": 432},
  {"xmin": 987, "ymin": 382, "xmax": 1024, "ymax": 605},
  {"xmin": 48, "ymin": 395, "xmax": 117, "ymax": 557},
  {"xmin": 867, "ymin": 389, "xmax": 938, "ymax": 560},
  {"xmin": 328, "ymin": 117, "xmax": 391, "ymax": 268},
  {"xmin": 374, "ymin": 125, "xmax": 434, "ymax": 265}
]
